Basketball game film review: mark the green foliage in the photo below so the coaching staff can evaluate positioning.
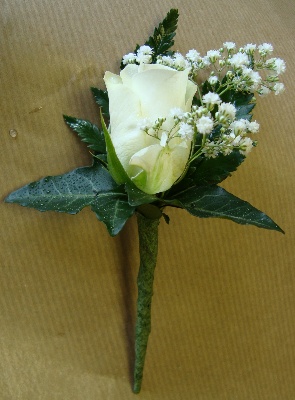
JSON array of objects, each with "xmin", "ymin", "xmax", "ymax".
[
  {"xmin": 5, "ymin": 162, "xmax": 135, "ymax": 236},
  {"xmin": 63, "ymin": 115, "xmax": 106, "ymax": 153},
  {"xmin": 90, "ymin": 87, "xmax": 109, "ymax": 119},
  {"xmin": 120, "ymin": 9, "xmax": 179, "ymax": 68},
  {"xmin": 188, "ymin": 150, "xmax": 245, "ymax": 187},
  {"xmin": 144, "ymin": 9, "xmax": 179, "ymax": 60},
  {"xmin": 167, "ymin": 185, "xmax": 284, "ymax": 233},
  {"xmin": 101, "ymin": 112, "xmax": 131, "ymax": 185}
]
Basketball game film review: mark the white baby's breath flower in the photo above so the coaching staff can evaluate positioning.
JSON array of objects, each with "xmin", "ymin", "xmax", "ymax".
[
  {"xmin": 241, "ymin": 68, "xmax": 262, "ymax": 91},
  {"xmin": 170, "ymin": 108, "xmax": 184, "ymax": 119},
  {"xmin": 173, "ymin": 52, "xmax": 190, "ymax": 69},
  {"xmin": 186, "ymin": 49, "xmax": 201, "ymax": 62},
  {"xmin": 137, "ymin": 53, "xmax": 152, "ymax": 64},
  {"xmin": 229, "ymin": 52, "xmax": 250, "ymax": 68},
  {"xmin": 136, "ymin": 45, "xmax": 153, "ymax": 64},
  {"xmin": 138, "ymin": 45, "xmax": 153, "ymax": 55},
  {"xmin": 258, "ymin": 85, "xmax": 271, "ymax": 96},
  {"xmin": 223, "ymin": 41, "xmax": 236, "ymax": 50},
  {"xmin": 258, "ymin": 43, "xmax": 273, "ymax": 55},
  {"xmin": 202, "ymin": 140, "xmax": 219, "ymax": 158},
  {"xmin": 230, "ymin": 119, "xmax": 249, "ymax": 135},
  {"xmin": 196, "ymin": 116, "xmax": 214, "ymax": 134},
  {"xmin": 122, "ymin": 52, "xmax": 137, "ymax": 65},
  {"xmin": 202, "ymin": 92, "xmax": 221, "ymax": 107},
  {"xmin": 208, "ymin": 75, "xmax": 218, "ymax": 85},
  {"xmin": 273, "ymin": 58, "xmax": 286, "ymax": 75},
  {"xmin": 266, "ymin": 58, "xmax": 286, "ymax": 75},
  {"xmin": 248, "ymin": 121, "xmax": 260, "ymax": 133},
  {"xmin": 273, "ymin": 82, "xmax": 285, "ymax": 95},
  {"xmin": 219, "ymin": 103, "xmax": 236, "ymax": 119},
  {"xmin": 206, "ymin": 50, "xmax": 221, "ymax": 63},
  {"xmin": 243, "ymin": 43, "xmax": 257, "ymax": 53},
  {"xmin": 239, "ymin": 137, "xmax": 253, "ymax": 155},
  {"xmin": 178, "ymin": 122, "xmax": 194, "ymax": 139},
  {"xmin": 138, "ymin": 118, "xmax": 153, "ymax": 131}
]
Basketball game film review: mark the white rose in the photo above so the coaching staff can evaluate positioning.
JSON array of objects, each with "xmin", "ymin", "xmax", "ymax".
[{"xmin": 104, "ymin": 64, "xmax": 197, "ymax": 194}]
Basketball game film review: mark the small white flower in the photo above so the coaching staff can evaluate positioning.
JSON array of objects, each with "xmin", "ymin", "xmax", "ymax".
[
  {"xmin": 273, "ymin": 82, "xmax": 285, "ymax": 95},
  {"xmin": 122, "ymin": 52, "xmax": 136, "ymax": 65},
  {"xmin": 219, "ymin": 103, "xmax": 236, "ymax": 119},
  {"xmin": 196, "ymin": 116, "xmax": 214, "ymax": 134},
  {"xmin": 201, "ymin": 56, "xmax": 211, "ymax": 67},
  {"xmin": 273, "ymin": 58, "xmax": 286, "ymax": 75},
  {"xmin": 170, "ymin": 108, "xmax": 184, "ymax": 119},
  {"xmin": 136, "ymin": 52, "xmax": 152, "ymax": 64},
  {"xmin": 239, "ymin": 137, "xmax": 253, "ymax": 155},
  {"xmin": 138, "ymin": 118, "xmax": 153, "ymax": 131},
  {"xmin": 202, "ymin": 140, "xmax": 219, "ymax": 158},
  {"xmin": 173, "ymin": 52, "xmax": 190, "ymax": 69},
  {"xmin": 202, "ymin": 92, "xmax": 221, "ymax": 106},
  {"xmin": 206, "ymin": 50, "xmax": 221, "ymax": 63},
  {"xmin": 178, "ymin": 122, "xmax": 194, "ymax": 139},
  {"xmin": 208, "ymin": 75, "xmax": 218, "ymax": 85},
  {"xmin": 244, "ymin": 43, "xmax": 257, "ymax": 53},
  {"xmin": 186, "ymin": 49, "xmax": 201, "ymax": 62},
  {"xmin": 248, "ymin": 121, "xmax": 260, "ymax": 133},
  {"xmin": 136, "ymin": 45, "xmax": 153, "ymax": 64},
  {"xmin": 241, "ymin": 68, "xmax": 262, "ymax": 91},
  {"xmin": 138, "ymin": 45, "xmax": 153, "ymax": 55},
  {"xmin": 258, "ymin": 43, "xmax": 273, "ymax": 55},
  {"xmin": 230, "ymin": 119, "xmax": 249, "ymax": 135},
  {"xmin": 223, "ymin": 42, "xmax": 236, "ymax": 50},
  {"xmin": 229, "ymin": 52, "xmax": 250, "ymax": 68},
  {"xmin": 258, "ymin": 85, "xmax": 271, "ymax": 97}
]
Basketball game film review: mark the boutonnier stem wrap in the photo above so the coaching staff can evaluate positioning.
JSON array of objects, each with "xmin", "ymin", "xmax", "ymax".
[
  {"xmin": 5, "ymin": 9, "xmax": 286, "ymax": 393},
  {"xmin": 133, "ymin": 213, "xmax": 160, "ymax": 393}
]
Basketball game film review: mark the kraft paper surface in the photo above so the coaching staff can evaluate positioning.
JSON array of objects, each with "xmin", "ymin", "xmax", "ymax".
[{"xmin": 1, "ymin": 0, "xmax": 294, "ymax": 399}]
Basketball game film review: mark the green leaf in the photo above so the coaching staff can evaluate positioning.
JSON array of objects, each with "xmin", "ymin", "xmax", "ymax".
[
  {"xmin": 145, "ymin": 9, "xmax": 179, "ymax": 59},
  {"xmin": 168, "ymin": 185, "xmax": 284, "ymax": 233},
  {"xmin": 90, "ymin": 87, "xmax": 109, "ymax": 118},
  {"xmin": 63, "ymin": 115, "xmax": 106, "ymax": 153},
  {"xmin": 5, "ymin": 163, "xmax": 135, "ymax": 236},
  {"xmin": 121, "ymin": 9, "xmax": 179, "ymax": 68},
  {"xmin": 101, "ymin": 112, "xmax": 131, "ymax": 185},
  {"xmin": 125, "ymin": 182, "xmax": 157, "ymax": 206},
  {"xmin": 191, "ymin": 150, "xmax": 245, "ymax": 186}
]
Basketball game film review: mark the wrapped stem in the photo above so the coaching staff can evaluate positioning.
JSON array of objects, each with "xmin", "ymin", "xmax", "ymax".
[{"xmin": 133, "ymin": 213, "xmax": 160, "ymax": 393}]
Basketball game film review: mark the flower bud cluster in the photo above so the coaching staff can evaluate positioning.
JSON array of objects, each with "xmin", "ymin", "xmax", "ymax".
[
  {"xmin": 122, "ymin": 45, "xmax": 153, "ymax": 65},
  {"xmin": 137, "ymin": 95, "xmax": 259, "ymax": 160},
  {"xmin": 202, "ymin": 118, "xmax": 259, "ymax": 159},
  {"xmin": 122, "ymin": 43, "xmax": 286, "ymax": 97}
]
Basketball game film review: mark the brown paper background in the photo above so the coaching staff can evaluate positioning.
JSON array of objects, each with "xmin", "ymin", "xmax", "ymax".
[{"xmin": 1, "ymin": 0, "xmax": 295, "ymax": 399}]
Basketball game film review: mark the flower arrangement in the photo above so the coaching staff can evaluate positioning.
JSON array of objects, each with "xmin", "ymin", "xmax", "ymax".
[{"xmin": 5, "ymin": 9, "xmax": 285, "ymax": 394}]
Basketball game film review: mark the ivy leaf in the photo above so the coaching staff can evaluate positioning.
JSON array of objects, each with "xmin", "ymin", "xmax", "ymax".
[
  {"xmin": 63, "ymin": 115, "xmax": 106, "ymax": 154},
  {"xmin": 90, "ymin": 87, "xmax": 109, "ymax": 119},
  {"xmin": 125, "ymin": 182, "xmax": 157, "ymax": 206},
  {"xmin": 5, "ymin": 163, "xmax": 135, "ymax": 236},
  {"xmin": 190, "ymin": 150, "xmax": 245, "ymax": 186},
  {"xmin": 167, "ymin": 185, "xmax": 284, "ymax": 233}
]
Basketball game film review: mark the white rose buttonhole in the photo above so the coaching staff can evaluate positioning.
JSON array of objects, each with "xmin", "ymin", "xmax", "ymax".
[{"xmin": 104, "ymin": 64, "xmax": 197, "ymax": 194}]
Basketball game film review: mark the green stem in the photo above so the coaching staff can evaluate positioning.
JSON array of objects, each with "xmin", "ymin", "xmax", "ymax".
[{"xmin": 133, "ymin": 213, "xmax": 160, "ymax": 394}]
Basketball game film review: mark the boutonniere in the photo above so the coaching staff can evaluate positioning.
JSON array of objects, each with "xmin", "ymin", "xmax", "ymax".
[{"xmin": 5, "ymin": 9, "xmax": 285, "ymax": 393}]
